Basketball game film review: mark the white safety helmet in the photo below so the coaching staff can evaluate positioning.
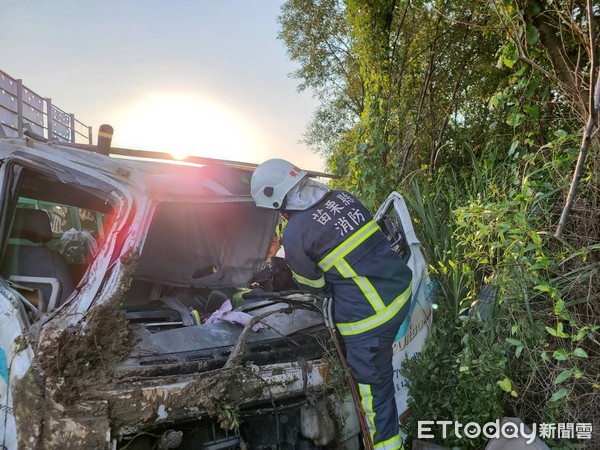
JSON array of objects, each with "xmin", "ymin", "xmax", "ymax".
[{"xmin": 251, "ymin": 159, "xmax": 307, "ymax": 209}]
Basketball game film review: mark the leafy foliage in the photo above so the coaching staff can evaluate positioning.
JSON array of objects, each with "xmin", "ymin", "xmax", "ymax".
[
  {"xmin": 279, "ymin": 0, "xmax": 600, "ymax": 447},
  {"xmin": 403, "ymin": 139, "xmax": 599, "ymax": 448}
]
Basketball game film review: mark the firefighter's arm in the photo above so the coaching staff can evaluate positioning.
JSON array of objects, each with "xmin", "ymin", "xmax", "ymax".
[{"xmin": 283, "ymin": 244, "xmax": 328, "ymax": 294}]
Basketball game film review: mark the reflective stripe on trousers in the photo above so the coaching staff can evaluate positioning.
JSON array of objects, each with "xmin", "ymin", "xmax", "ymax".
[
  {"xmin": 374, "ymin": 434, "xmax": 404, "ymax": 449},
  {"xmin": 357, "ymin": 384, "xmax": 405, "ymax": 448}
]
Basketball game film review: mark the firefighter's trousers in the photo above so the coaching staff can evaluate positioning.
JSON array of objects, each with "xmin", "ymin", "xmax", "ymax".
[{"xmin": 344, "ymin": 319, "xmax": 405, "ymax": 450}]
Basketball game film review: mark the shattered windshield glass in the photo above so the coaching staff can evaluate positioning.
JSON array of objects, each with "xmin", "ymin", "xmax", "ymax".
[{"xmin": 135, "ymin": 201, "xmax": 278, "ymax": 288}]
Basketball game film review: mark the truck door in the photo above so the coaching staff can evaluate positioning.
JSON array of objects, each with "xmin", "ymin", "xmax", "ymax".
[
  {"xmin": 374, "ymin": 191, "xmax": 435, "ymax": 417},
  {"xmin": 0, "ymin": 161, "xmax": 36, "ymax": 450}
]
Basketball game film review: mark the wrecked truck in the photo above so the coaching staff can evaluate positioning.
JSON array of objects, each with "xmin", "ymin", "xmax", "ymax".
[{"xmin": 0, "ymin": 136, "xmax": 433, "ymax": 449}]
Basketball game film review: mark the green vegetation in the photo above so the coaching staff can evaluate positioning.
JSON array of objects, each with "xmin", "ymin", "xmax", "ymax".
[{"xmin": 279, "ymin": 1, "xmax": 599, "ymax": 448}]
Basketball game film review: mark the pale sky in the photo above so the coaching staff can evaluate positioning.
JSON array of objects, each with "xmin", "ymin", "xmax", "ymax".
[{"xmin": 0, "ymin": 1, "xmax": 325, "ymax": 171}]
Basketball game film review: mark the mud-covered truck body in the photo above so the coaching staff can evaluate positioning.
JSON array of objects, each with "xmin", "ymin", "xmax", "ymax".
[{"xmin": 0, "ymin": 137, "xmax": 432, "ymax": 449}]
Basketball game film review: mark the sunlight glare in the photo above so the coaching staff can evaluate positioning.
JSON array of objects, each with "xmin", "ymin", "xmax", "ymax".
[{"xmin": 113, "ymin": 92, "xmax": 266, "ymax": 162}]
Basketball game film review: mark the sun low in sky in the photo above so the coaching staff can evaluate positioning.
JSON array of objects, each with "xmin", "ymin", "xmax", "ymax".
[
  {"xmin": 113, "ymin": 92, "xmax": 269, "ymax": 162},
  {"xmin": 0, "ymin": 1, "xmax": 325, "ymax": 172}
]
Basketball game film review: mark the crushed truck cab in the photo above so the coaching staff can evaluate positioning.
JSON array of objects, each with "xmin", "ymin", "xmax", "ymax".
[{"xmin": 0, "ymin": 138, "xmax": 432, "ymax": 449}]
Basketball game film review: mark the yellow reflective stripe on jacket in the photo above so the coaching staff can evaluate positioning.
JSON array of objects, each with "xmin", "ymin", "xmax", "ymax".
[
  {"xmin": 374, "ymin": 434, "xmax": 404, "ymax": 450},
  {"xmin": 291, "ymin": 270, "xmax": 326, "ymax": 289},
  {"xmin": 318, "ymin": 220, "xmax": 379, "ymax": 271},
  {"xmin": 336, "ymin": 284, "xmax": 412, "ymax": 336},
  {"xmin": 359, "ymin": 383, "xmax": 376, "ymax": 443},
  {"xmin": 336, "ymin": 259, "xmax": 386, "ymax": 312}
]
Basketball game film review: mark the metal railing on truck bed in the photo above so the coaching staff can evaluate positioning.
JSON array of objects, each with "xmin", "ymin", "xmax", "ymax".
[{"xmin": 0, "ymin": 69, "xmax": 92, "ymax": 144}]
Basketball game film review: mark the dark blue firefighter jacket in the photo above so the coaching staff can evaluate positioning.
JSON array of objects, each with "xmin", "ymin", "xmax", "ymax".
[{"xmin": 282, "ymin": 190, "xmax": 413, "ymax": 341}]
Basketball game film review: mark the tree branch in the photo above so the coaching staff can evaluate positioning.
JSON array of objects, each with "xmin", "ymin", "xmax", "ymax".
[
  {"xmin": 224, "ymin": 307, "xmax": 293, "ymax": 369},
  {"xmin": 528, "ymin": 0, "xmax": 589, "ymax": 116},
  {"xmin": 556, "ymin": 0, "xmax": 599, "ymax": 237}
]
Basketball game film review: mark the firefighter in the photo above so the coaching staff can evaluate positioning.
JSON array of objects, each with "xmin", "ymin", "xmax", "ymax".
[{"xmin": 250, "ymin": 159, "xmax": 412, "ymax": 450}]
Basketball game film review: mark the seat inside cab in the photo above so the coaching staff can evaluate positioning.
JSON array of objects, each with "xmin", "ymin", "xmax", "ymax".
[
  {"xmin": 1, "ymin": 208, "xmax": 74, "ymax": 311},
  {"xmin": 0, "ymin": 166, "xmax": 114, "ymax": 315}
]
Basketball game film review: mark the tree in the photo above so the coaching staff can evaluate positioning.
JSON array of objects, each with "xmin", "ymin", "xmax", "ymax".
[
  {"xmin": 491, "ymin": 0, "xmax": 600, "ymax": 238},
  {"xmin": 279, "ymin": 2, "xmax": 600, "ymax": 446},
  {"xmin": 280, "ymin": 0, "xmax": 509, "ymax": 208},
  {"xmin": 278, "ymin": 0, "xmax": 362, "ymax": 155}
]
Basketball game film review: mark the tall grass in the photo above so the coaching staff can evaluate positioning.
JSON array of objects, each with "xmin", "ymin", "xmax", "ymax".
[{"xmin": 400, "ymin": 143, "xmax": 599, "ymax": 448}]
